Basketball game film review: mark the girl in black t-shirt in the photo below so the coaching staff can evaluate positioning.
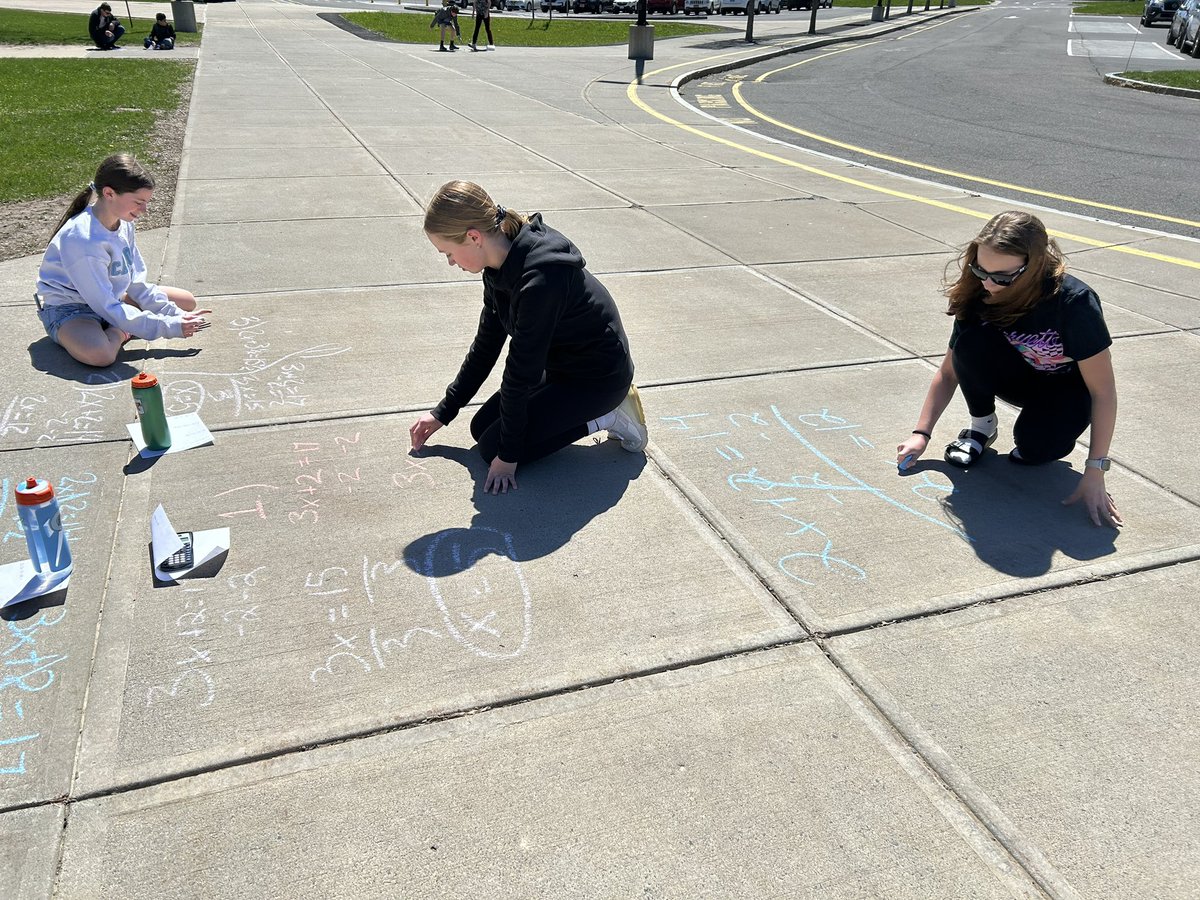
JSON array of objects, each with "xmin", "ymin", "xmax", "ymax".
[{"xmin": 896, "ymin": 211, "xmax": 1122, "ymax": 527}]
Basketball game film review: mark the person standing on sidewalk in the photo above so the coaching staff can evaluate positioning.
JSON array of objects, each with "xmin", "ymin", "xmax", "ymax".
[
  {"xmin": 430, "ymin": 1, "xmax": 459, "ymax": 51},
  {"xmin": 895, "ymin": 211, "xmax": 1122, "ymax": 527},
  {"xmin": 411, "ymin": 181, "xmax": 647, "ymax": 495},
  {"xmin": 469, "ymin": 0, "xmax": 496, "ymax": 51},
  {"xmin": 88, "ymin": 2, "xmax": 125, "ymax": 50},
  {"xmin": 36, "ymin": 154, "xmax": 209, "ymax": 367}
]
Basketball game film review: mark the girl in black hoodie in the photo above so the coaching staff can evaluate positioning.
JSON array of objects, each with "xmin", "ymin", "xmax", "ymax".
[{"xmin": 412, "ymin": 181, "xmax": 646, "ymax": 494}]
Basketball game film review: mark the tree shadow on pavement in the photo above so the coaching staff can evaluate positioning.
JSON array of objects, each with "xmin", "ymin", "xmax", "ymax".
[
  {"xmin": 403, "ymin": 441, "xmax": 646, "ymax": 577},
  {"xmin": 910, "ymin": 454, "xmax": 1120, "ymax": 578}
]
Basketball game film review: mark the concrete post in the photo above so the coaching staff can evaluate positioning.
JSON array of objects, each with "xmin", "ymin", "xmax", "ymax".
[
  {"xmin": 628, "ymin": 23, "xmax": 654, "ymax": 59},
  {"xmin": 171, "ymin": 0, "xmax": 197, "ymax": 32}
]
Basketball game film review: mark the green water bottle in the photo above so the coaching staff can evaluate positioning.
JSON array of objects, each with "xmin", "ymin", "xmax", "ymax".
[{"xmin": 131, "ymin": 371, "xmax": 171, "ymax": 450}]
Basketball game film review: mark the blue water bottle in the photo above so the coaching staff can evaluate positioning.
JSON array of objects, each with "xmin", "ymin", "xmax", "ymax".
[{"xmin": 15, "ymin": 477, "xmax": 72, "ymax": 573}]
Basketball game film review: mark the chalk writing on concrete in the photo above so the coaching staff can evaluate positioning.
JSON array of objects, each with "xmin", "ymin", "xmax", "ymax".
[
  {"xmin": 1, "ymin": 473, "xmax": 96, "ymax": 778},
  {"xmin": 661, "ymin": 406, "xmax": 966, "ymax": 588},
  {"xmin": 1, "ymin": 317, "xmax": 350, "ymax": 446},
  {"xmin": 144, "ymin": 565, "xmax": 265, "ymax": 710}
]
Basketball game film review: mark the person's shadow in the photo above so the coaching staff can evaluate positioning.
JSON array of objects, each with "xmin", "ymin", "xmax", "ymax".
[
  {"xmin": 903, "ymin": 453, "xmax": 1120, "ymax": 578},
  {"xmin": 28, "ymin": 337, "xmax": 199, "ymax": 385},
  {"xmin": 403, "ymin": 442, "xmax": 646, "ymax": 579}
]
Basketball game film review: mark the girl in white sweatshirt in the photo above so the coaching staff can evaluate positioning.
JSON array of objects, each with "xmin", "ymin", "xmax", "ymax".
[{"xmin": 36, "ymin": 153, "xmax": 210, "ymax": 367}]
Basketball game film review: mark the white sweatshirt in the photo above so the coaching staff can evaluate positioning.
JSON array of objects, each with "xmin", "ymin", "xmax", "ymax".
[{"xmin": 37, "ymin": 207, "xmax": 183, "ymax": 340}]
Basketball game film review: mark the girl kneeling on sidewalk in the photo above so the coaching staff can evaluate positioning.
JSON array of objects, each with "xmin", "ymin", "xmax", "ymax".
[
  {"xmin": 36, "ymin": 154, "xmax": 210, "ymax": 368},
  {"xmin": 896, "ymin": 211, "xmax": 1122, "ymax": 528},
  {"xmin": 411, "ymin": 181, "xmax": 647, "ymax": 495}
]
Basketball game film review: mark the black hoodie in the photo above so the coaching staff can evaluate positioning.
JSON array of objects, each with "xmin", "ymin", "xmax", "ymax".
[{"xmin": 433, "ymin": 214, "xmax": 635, "ymax": 461}]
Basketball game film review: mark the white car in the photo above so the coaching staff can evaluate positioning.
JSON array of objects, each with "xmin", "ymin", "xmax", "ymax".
[
  {"xmin": 719, "ymin": 0, "xmax": 752, "ymax": 12},
  {"xmin": 757, "ymin": 0, "xmax": 781, "ymax": 10},
  {"xmin": 611, "ymin": 0, "xmax": 638, "ymax": 11},
  {"xmin": 683, "ymin": 0, "xmax": 716, "ymax": 12}
]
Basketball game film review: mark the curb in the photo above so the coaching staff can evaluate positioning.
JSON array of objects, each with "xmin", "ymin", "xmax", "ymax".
[
  {"xmin": 671, "ymin": 6, "xmax": 973, "ymax": 89},
  {"xmin": 1104, "ymin": 71, "xmax": 1200, "ymax": 100}
]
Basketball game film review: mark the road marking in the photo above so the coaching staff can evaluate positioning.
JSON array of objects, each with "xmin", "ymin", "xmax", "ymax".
[
  {"xmin": 624, "ymin": 46, "xmax": 1200, "ymax": 270},
  {"xmin": 1067, "ymin": 20, "xmax": 1138, "ymax": 32},
  {"xmin": 1067, "ymin": 38, "xmax": 1178, "ymax": 59}
]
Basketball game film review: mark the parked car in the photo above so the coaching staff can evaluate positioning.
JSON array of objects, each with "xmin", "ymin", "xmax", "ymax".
[
  {"xmin": 757, "ymin": 0, "xmax": 781, "ymax": 11},
  {"xmin": 785, "ymin": 0, "xmax": 832, "ymax": 8},
  {"xmin": 646, "ymin": 0, "xmax": 680, "ymax": 11},
  {"xmin": 506, "ymin": 0, "xmax": 532, "ymax": 9},
  {"xmin": 540, "ymin": 0, "xmax": 568, "ymax": 11},
  {"xmin": 611, "ymin": 0, "xmax": 638, "ymax": 11},
  {"xmin": 1167, "ymin": 0, "xmax": 1197, "ymax": 45},
  {"xmin": 1181, "ymin": 0, "xmax": 1200, "ymax": 51},
  {"xmin": 719, "ymin": 0, "xmax": 752, "ymax": 12},
  {"xmin": 1142, "ymin": 0, "xmax": 1180, "ymax": 26},
  {"xmin": 572, "ymin": 0, "xmax": 603, "ymax": 10},
  {"xmin": 683, "ymin": 0, "xmax": 716, "ymax": 12}
]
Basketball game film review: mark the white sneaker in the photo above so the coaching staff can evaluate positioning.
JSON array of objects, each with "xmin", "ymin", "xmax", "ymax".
[{"xmin": 607, "ymin": 385, "xmax": 648, "ymax": 452}]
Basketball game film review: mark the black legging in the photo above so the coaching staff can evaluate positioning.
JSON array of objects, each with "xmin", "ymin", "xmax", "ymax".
[
  {"xmin": 952, "ymin": 322, "xmax": 1091, "ymax": 464},
  {"xmin": 470, "ymin": 371, "xmax": 631, "ymax": 465},
  {"xmin": 471, "ymin": 13, "xmax": 494, "ymax": 46}
]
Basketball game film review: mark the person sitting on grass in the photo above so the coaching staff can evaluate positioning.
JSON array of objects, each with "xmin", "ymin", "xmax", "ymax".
[
  {"xmin": 36, "ymin": 154, "xmax": 210, "ymax": 368},
  {"xmin": 88, "ymin": 2, "xmax": 124, "ymax": 50},
  {"xmin": 144, "ymin": 13, "xmax": 176, "ymax": 50},
  {"xmin": 411, "ymin": 181, "xmax": 648, "ymax": 495},
  {"xmin": 430, "ymin": 1, "xmax": 459, "ymax": 51}
]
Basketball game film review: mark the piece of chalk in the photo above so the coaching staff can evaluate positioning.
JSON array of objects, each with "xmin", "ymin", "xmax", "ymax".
[{"xmin": 899, "ymin": 454, "xmax": 913, "ymax": 471}]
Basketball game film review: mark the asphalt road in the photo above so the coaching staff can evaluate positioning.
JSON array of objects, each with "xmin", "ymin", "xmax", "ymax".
[{"xmin": 680, "ymin": 0, "xmax": 1200, "ymax": 239}]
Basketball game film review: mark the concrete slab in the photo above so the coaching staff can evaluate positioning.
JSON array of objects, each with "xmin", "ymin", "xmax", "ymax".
[
  {"xmin": 1110, "ymin": 332, "xmax": 1200, "ymax": 504},
  {"xmin": 0, "ymin": 444, "xmax": 128, "ymax": 808},
  {"xmin": 608, "ymin": 266, "xmax": 903, "ymax": 381},
  {"xmin": 830, "ymin": 562, "xmax": 1200, "ymax": 899},
  {"xmin": 648, "ymin": 198, "xmax": 948, "ymax": 266},
  {"xmin": 761, "ymin": 257, "xmax": 1171, "ymax": 358},
  {"xmin": 183, "ymin": 126, "xmax": 366, "ymax": 151},
  {"xmin": 161, "ymin": 216, "xmax": 425, "ymax": 295},
  {"xmin": 0, "ymin": 255, "xmax": 42, "ymax": 310},
  {"xmin": 0, "ymin": 804, "xmax": 63, "ymax": 900},
  {"xmin": 173, "ymin": 175, "xmax": 421, "ymax": 226},
  {"xmin": 376, "ymin": 145, "xmax": 564, "ymax": 176},
  {"xmin": 732, "ymin": 162, "xmax": 981, "ymax": 206},
  {"xmin": 398, "ymin": 171, "xmax": 627, "ymax": 213},
  {"xmin": 579, "ymin": 165, "xmax": 813, "ymax": 207},
  {"xmin": 59, "ymin": 645, "xmax": 1035, "ymax": 898},
  {"xmin": 181, "ymin": 146, "xmax": 387, "ymax": 181},
  {"xmin": 647, "ymin": 364, "xmax": 1200, "ymax": 633},
  {"xmin": 528, "ymin": 142, "xmax": 720, "ymax": 172},
  {"xmin": 1074, "ymin": 269, "xmax": 1200, "ymax": 331},
  {"xmin": 1069, "ymin": 236, "xmax": 1200, "ymax": 298},
  {"xmin": 72, "ymin": 417, "xmax": 801, "ymax": 792}
]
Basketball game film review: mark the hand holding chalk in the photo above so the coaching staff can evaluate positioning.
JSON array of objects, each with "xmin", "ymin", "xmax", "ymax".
[{"xmin": 899, "ymin": 454, "xmax": 914, "ymax": 471}]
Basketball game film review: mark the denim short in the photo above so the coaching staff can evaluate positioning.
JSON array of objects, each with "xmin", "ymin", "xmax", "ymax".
[{"xmin": 38, "ymin": 303, "xmax": 106, "ymax": 344}]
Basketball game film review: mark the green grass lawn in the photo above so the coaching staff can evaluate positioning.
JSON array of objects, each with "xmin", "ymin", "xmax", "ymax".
[
  {"xmin": 0, "ymin": 8, "xmax": 202, "ymax": 46},
  {"xmin": 1119, "ymin": 69, "xmax": 1200, "ymax": 88},
  {"xmin": 0, "ymin": 59, "xmax": 194, "ymax": 203},
  {"xmin": 346, "ymin": 10, "xmax": 722, "ymax": 45},
  {"xmin": 1073, "ymin": 1, "xmax": 1142, "ymax": 15}
]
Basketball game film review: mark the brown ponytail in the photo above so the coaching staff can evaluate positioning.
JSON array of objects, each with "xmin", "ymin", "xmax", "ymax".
[{"xmin": 424, "ymin": 180, "xmax": 527, "ymax": 243}]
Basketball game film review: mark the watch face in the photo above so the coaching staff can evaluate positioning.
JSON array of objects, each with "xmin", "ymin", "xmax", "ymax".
[{"xmin": 1088, "ymin": 458, "xmax": 1110, "ymax": 471}]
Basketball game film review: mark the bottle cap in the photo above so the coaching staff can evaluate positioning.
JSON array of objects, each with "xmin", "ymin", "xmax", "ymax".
[
  {"xmin": 132, "ymin": 372, "xmax": 159, "ymax": 389},
  {"xmin": 16, "ymin": 477, "xmax": 53, "ymax": 505}
]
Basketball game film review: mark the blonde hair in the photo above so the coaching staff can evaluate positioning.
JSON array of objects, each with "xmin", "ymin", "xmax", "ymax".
[
  {"xmin": 52, "ymin": 153, "xmax": 154, "ymax": 242},
  {"xmin": 424, "ymin": 181, "xmax": 526, "ymax": 244},
  {"xmin": 945, "ymin": 211, "xmax": 1066, "ymax": 328}
]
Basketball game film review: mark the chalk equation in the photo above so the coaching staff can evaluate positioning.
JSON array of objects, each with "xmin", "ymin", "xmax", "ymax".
[
  {"xmin": 2, "ymin": 316, "xmax": 351, "ymax": 446},
  {"xmin": 1, "ymin": 472, "xmax": 97, "ymax": 778},
  {"xmin": 661, "ymin": 406, "xmax": 966, "ymax": 588}
]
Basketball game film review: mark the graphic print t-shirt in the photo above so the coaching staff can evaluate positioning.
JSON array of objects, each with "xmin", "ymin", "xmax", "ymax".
[{"xmin": 950, "ymin": 273, "xmax": 1111, "ymax": 374}]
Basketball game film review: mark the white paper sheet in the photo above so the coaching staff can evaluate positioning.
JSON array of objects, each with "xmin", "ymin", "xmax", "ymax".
[
  {"xmin": 126, "ymin": 413, "xmax": 214, "ymax": 458},
  {"xmin": 0, "ymin": 558, "xmax": 71, "ymax": 609},
  {"xmin": 150, "ymin": 504, "xmax": 230, "ymax": 582}
]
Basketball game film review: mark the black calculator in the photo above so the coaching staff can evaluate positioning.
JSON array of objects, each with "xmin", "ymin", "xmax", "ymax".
[{"xmin": 162, "ymin": 531, "xmax": 194, "ymax": 571}]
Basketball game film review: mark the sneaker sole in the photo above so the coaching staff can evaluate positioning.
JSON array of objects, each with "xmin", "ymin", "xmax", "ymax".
[{"xmin": 617, "ymin": 385, "xmax": 648, "ymax": 452}]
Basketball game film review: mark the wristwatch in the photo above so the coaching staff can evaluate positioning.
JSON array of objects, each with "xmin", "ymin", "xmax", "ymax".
[{"xmin": 1085, "ymin": 457, "xmax": 1111, "ymax": 471}]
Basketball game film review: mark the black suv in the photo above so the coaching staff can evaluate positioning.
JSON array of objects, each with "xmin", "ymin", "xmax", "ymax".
[{"xmin": 1142, "ymin": 0, "xmax": 1180, "ymax": 25}]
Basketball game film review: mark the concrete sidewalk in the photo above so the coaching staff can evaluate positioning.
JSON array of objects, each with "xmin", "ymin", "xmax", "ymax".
[{"xmin": 3, "ymin": 0, "xmax": 1199, "ymax": 896}]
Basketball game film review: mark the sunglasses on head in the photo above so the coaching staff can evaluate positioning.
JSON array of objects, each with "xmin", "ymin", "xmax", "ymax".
[{"xmin": 968, "ymin": 261, "xmax": 1027, "ymax": 287}]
